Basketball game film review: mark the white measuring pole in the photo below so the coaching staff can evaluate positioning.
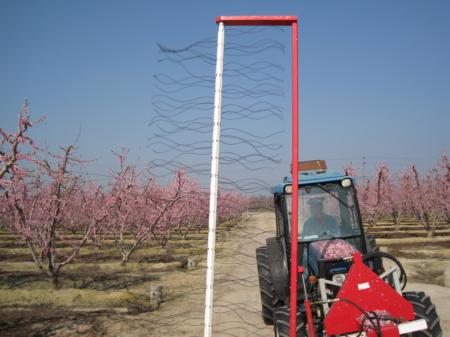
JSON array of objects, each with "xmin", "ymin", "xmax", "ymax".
[{"xmin": 203, "ymin": 22, "xmax": 225, "ymax": 337}]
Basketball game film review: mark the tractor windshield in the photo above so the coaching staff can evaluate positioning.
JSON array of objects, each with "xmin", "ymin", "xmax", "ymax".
[{"xmin": 285, "ymin": 182, "xmax": 362, "ymax": 241}]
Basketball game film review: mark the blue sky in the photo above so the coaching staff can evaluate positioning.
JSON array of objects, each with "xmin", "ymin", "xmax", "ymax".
[{"xmin": 0, "ymin": 0, "xmax": 449, "ymax": 188}]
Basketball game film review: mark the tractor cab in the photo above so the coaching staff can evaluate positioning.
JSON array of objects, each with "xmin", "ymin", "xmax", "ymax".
[{"xmin": 272, "ymin": 160, "xmax": 370, "ymax": 280}]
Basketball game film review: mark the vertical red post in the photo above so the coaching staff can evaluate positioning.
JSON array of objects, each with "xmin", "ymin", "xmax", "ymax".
[{"xmin": 289, "ymin": 20, "xmax": 299, "ymax": 337}]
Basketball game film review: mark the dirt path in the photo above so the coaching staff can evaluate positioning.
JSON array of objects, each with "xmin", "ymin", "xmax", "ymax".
[
  {"xmin": 52, "ymin": 211, "xmax": 449, "ymax": 336},
  {"xmin": 96, "ymin": 211, "xmax": 276, "ymax": 337}
]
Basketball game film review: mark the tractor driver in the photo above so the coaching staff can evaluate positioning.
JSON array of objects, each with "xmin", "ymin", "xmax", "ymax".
[{"xmin": 302, "ymin": 198, "xmax": 340, "ymax": 238}]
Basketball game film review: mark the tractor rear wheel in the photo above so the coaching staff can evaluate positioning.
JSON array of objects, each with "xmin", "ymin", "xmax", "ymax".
[
  {"xmin": 273, "ymin": 306, "xmax": 306, "ymax": 337},
  {"xmin": 365, "ymin": 234, "xmax": 379, "ymax": 253},
  {"xmin": 364, "ymin": 234, "xmax": 383, "ymax": 274},
  {"xmin": 256, "ymin": 246, "xmax": 277, "ymax": 325},
  {"xmin": 403, "ymin": 291, "xmax": 442, "ymax": 337}
]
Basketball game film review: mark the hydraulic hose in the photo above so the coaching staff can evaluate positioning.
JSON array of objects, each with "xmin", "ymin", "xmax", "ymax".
[{"xmin": 363, "ymin": 251, "xmax": 407, "ymax": 290}]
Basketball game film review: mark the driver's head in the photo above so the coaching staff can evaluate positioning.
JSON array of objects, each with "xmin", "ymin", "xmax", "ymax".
[{"xmin": 308, "ymin": 198, "xmax": 325, "ymax": 218}]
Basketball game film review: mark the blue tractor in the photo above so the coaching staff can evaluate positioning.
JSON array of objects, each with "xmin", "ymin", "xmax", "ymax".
[{"xmin": 256, "ymin": 160, "xmax": 442, "ymax": 337}]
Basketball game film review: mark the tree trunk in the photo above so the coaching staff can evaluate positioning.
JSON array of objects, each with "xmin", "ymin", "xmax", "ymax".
[
  {"xmin": 52, "ymin": 271, "xmax": 60, "ymax": 289},
  {"xmin": 121, "ymin": 252, "xmax": 130, "ymax": 265},
  {"xmin": 120, "ymin": 239, "xmax": 141, "ymax": 265},
  {"xmin": 393, "ymin": 210, "xmax": 400, "ymax": 230},
  {"xmin": 161, "ymin": 236, "xmax": 168, "ymax": 248}
]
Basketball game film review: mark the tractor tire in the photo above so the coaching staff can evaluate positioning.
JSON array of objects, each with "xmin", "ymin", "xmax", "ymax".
[
  {"xmin": 273, "ymin": 306, "xmax": 306, "ymax": 337},
  {"xmin": 266, "ymin": 237, "xmax": 289, "ymax": 301},
  {"xmin": 364, "ymin": 234, "xmax": 383, "ymax": 274},
  {"xmin": 365, "ymin": 234, "xmax": 379, "ymax": 252},
  {"xmin": 403, "ymin": 291, "xmax": 443, "ymax": 337},
  {"xmin": 256, "ymin": 246, "xmax": 277, "ymax": 325}
]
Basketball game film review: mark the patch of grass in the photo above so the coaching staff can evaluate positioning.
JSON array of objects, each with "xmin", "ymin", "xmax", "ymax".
[
  {"xmin": 368, "ymin": 229, "xmax": 450, "ymax": 239},
  {"xmin": 0, "ymin": 247, "xmax": 35, "ymax": 255},
  {"xmin": 0, "ymin": 269, "xmax": 160, "ymax": 291},
  {"xmin": 389, "ymin": 247, "xmax": 450, "ymax": 260},
  {"xmin": 0, "ymin": 244, "xmax": 207, "ymax": 256},
  {"xmin": 0, "ymin": 261, "xmax": 182, "ymax": 274},
  {"xmin": 0, "ymin": 245, "xmax": 207, "ymax": 263},
  {"xmin": 0, "ymin": 288, "xmax": 155, "ymax": 312},
  {"xmin": 377, "ymin": 236, "xmax": 450, "ymax": 246},
  {"xmin": 0, "ymin": 236, "xmax": 208, "ymax": 249}
]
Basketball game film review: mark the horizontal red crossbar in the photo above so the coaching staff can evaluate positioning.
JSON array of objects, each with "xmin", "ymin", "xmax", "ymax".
[{"xmin": 216, "ymin": 15, "xmax": 297, "ymax": 26}]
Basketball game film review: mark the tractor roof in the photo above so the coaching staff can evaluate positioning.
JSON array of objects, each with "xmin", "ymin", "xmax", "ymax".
[{"xmin": 271, "ymin": 170, "xmax": 352, "ymax": 194}]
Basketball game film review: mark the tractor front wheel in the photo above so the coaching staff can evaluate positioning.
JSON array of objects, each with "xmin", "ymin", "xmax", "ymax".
[
  {"xmin": 403, "ymin": 291, "xmax": 442, "ymax": 337},
  {"xmin": 273, "ymin": 306, "xmax": 306, "ymax": 337}
]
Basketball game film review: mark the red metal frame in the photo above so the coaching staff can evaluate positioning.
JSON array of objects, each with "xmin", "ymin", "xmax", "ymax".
[
  {"xmin": 216, "ymin": 16, "xmax": 297, "ymax": 26},
  {"xmin": 216, "ymin": 16, "xmax": 306, "ymax": 337}
]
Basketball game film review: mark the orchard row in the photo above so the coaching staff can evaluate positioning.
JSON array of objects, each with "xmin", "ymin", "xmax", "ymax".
[
  {"xmin": 0, "ymin": 101, "xmax": 250, "ymax": 285},
  {"xmin": 346, "ymin": 155, "xmax": 449, "ymax": 234}
]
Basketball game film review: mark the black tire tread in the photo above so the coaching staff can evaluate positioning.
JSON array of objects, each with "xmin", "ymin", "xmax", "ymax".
[
  {"xmin": 266, "ymin": 237, "xmax": 289, "ymax": 300},
  {"xmin": 403, "ymin": 291, "xmax": 442, "ymax": 337},
  {"xmin": 365, "ymin": 234, "xmax": 379, "ymax": 252},
  {"xmin": 365, "ymin": 234, "xmax": 384, "ymax": 275},
  {"xmin": 274, "ymin": 306, "xmax": 306, "ymax": 337},
  {"xmin": 256, "ymin": 246, "xmax": 276, "ymax": 325}
]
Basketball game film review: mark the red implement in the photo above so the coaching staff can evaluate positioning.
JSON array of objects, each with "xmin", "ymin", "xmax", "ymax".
[{"xmin": 324, "ymin": 253, "xmax": 414, "ymax": 336}]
